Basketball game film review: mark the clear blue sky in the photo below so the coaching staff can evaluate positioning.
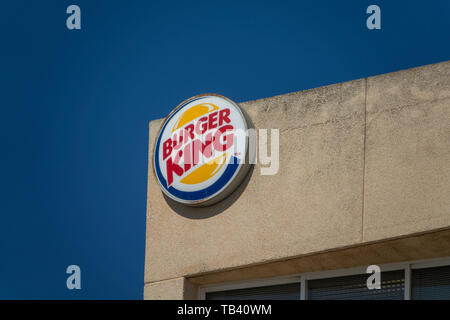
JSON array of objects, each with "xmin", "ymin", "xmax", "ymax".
[{"xmin": 0, "ymin": 0, "xmax": 449, "ymax": 299}]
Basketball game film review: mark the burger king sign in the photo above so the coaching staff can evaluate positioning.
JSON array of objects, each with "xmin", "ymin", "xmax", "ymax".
[{"xmin": 153, "ymin": 94, "xmax": 253, "ymax": 206}]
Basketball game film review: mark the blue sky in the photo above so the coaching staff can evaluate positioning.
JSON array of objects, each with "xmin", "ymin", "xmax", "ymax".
[{"xmin": 0, "ymin": 0, "xmax": 449, "ymax": 299}]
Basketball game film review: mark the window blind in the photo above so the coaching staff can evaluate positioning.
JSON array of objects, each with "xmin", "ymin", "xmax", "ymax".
[
  {"xmin": 205, "ymin": 282, "xmax": 301, "ymax": 300},
  {"xmin": 412, "ymin": 265, "xmax": 450, "ymax": 300},
  {"xmin": 307, "ymin": 270, "xmax": 404, "ymax": 300}
]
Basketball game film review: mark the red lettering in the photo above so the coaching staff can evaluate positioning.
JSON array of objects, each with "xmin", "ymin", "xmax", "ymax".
[
  {"xmin": 185, "ymin": 124, "xmax": 195, "ymax": 140},
  {"xmin": 162, "ymin": 138, "xmax": 172, "ymax": 160},
  {"xmin": 195, "ymin": 117, "xmax": 208, "ymax": 135},
  {"xmin": 208, "ymin": 111, "xmax": 218, "ymax": 130},
  {"xmin": 183, "ymin": 144, "xmax": 191, "ymax": 171},
  {"xmin": 172, "ymin": 131, "xmax": 184, "ymax": 150},
  {"xmin": 218, "ymin": 108, "xmax": 231, "ymax": 126},
  {"xmin": 213, "ymin": 125, "xmax": 234, "ymax": 151},
  {"xmin": 166, "ymin": 156, "xmax": 183, "ymax": 186},
  {"xmin": 163, "ymin": 111, "xmax": 237, "ymax": 183},
  {"xmin": 192, "ymin": 133, "xmax": 213, "ymax": 166}
]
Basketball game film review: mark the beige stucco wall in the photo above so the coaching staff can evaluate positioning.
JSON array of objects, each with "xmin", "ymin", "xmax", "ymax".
[
  {"xmin": 143, "ymin": 277, "xmax": 197, "ymax": 300},
  {"xmin": 144, "ymin": 60, "xmax": 450, "ymax": 299},
  {"xmin": 364, "ymin": 64, "xmax": 450, "ymax": 240}
]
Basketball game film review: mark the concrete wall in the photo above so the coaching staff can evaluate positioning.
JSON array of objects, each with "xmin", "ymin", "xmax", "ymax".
[
  {"xmin": 144, "ymin": 60, "xmax": 450, "ymax": 299},
  {"xmin": 143, "ymin": 278, "xmax": 197, "ymax": 300}
]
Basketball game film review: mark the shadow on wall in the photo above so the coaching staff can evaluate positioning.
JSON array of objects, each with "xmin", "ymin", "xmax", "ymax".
[{"xmin": 163, "ymin": 164, "xmax": 255, "ymax": 220}]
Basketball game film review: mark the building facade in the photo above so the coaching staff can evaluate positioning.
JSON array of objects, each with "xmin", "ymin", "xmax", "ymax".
[{"xmin": 144, "ymin": 61, "xmax": 450, "ymax": 300}]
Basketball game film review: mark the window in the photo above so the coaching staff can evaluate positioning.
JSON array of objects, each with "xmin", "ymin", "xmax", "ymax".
[
  {"xmin": 206, "ymin": 282, "xmax": 301, "ymax": 300},
  {"xmin": 412, "ymin": 265, "xmax": 450, "ymax": 300},
  {"xmin": 199, "ymin": 257, "xmax": 450, "ymax": 300},
  {"xmin": 307, "ymin": 270, "xmax": 404, "ymax": 300}
]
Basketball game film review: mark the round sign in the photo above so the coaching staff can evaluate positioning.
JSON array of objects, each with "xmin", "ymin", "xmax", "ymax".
[{"xmin": 153, "ymin": 94, "xmax": 253, "ymax": 206}]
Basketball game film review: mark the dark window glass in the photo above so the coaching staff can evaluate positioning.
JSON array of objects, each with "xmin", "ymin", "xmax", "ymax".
[
  {"xmin": 412, "ymin": 265, "xmax": 450, "ymax": 300},
  {"xmin": 307, "ymin": 270, "xmax": 404, "ymax": 300},
  {"xmin": 205, "ymin": 282, "xmax": 300, "ymax": 300}
]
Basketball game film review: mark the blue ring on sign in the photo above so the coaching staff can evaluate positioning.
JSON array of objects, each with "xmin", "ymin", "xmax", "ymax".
[{"xmin": 154, "ymin": 97, "xmax": 240, "ymax": 201}]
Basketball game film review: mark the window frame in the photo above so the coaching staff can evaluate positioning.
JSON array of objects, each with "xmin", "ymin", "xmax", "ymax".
[{"xmin": 198, "ymin": 256, "xmax": 450, "ymax": 300}]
